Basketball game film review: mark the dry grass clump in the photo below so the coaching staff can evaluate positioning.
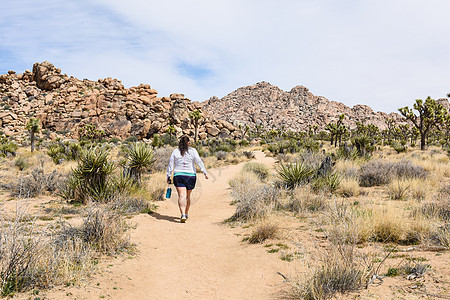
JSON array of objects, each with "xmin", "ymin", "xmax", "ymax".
[
  {"xmin": 247, "ymin": 221, "xmax": 280, "ymax": 244},
  {"xmin": 283, "ymin": 186, "xmax": 328, "ymax": 213},
  {"xmin": 228, "ymin": 172, "xmax": 278, "ymax": 222},
  {"xmin": 294, "ymin": 246, "xmax": 373, "ymax": 300},
  {"xmin": 412, "ymin": 185, "xmax": 450, "ymax": 221},
  {"xmin": 242, "ymin": 162, "xmax": 271, "ymax": 181},
  {"xmin": 338, "ymin": 177, "xmax": 360, "ymax": 197},
  {"xmin": 386, "ymin": 179, "xmax": 410, "ymax": 200},
  {"xmin": 80, "ymin": 205, "xmax": 133, "ymax": 254},
  {"xmin": 325, "ymin": 200, "xmax": 369, "ymax": 244},
  {"xmin": 0, "ymin": 208, "xmax": 96, "ymax": 296},
  {"xmin": 146, "ymin": 172, "xmax": 167, "ymax": 201}
]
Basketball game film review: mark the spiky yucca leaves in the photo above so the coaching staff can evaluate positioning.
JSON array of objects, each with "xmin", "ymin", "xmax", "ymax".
[
  {"xmin": 124, "ymin": 142, "xmax": 155, "ymax": 186},
  {"xmin": 62, "ymin": 146, "xmax": 116, "ymax": 203},
  {"xmin": 277, "ymin": 162, "xmax": 315, "ymax": 189},
  {"xmin": 312, "ymin": 171, "xmax": 342, "ymax": 193}
]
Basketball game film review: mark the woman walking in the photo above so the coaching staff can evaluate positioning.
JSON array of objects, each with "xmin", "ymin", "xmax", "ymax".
[{"xmin": 167, "ymin": 135, "xmax": 208, "ymax": 223}]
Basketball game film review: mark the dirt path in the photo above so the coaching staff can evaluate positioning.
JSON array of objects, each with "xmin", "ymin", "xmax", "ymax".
[{"xmin": 45, "ymin": 152, "xmax": 291, "ymax": 300}]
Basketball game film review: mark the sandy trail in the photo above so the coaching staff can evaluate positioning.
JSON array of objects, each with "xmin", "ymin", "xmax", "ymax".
[{"xmin": 46, "ymin": 152, "xmax": 290, "ymax": 300}]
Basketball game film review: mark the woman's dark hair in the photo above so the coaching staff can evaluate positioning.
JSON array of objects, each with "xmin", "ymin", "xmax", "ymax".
[{"xmin": 179, "ymin": 135, "xmax": 190, "ymax": 156}]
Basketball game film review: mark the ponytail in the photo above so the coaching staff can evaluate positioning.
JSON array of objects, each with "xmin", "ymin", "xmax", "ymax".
[{"xmin": 179, "ymin": 135, "xmax": 190, "ymax": 156}]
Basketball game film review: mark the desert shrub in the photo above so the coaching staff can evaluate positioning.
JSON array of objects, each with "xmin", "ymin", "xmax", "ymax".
[
  {"xmin": 123, "ymin": 142, "xmax": 155, "ymax": 185},
  {"xmin": 336, "ymin": 144, "xmax": 360, "ymax": 160},
  {"xmin": 359, "ymin": 160, "xmax": 428, "ymax": 187},
  {"xmin": 392, "ymin": 160, "xmax": 428, "ymax": 179},
  {"xmin": 413, "ymin": 197, "xmax": 450, "ymax": 222},
  {"xmin": 60, "ymin": 146, "xmax": 117, "ymax": 203},
  {"xmin": 351, "ymin": 135, "xmax": 375, "ymax": 158},
  {"xmin": 146, "ymin": 172, "xmax": 166, "ymax": 201},
  {"xmin": 311, "ymin": 171, "xmax": 341, "ymax": 193},
  {"xmin": 295, "ymin": 246, "xmax": 372, "ymax": 300},
  {"xmin": 0, "ymin": 212, "xmax": 44, "ymax": 296},
  {"xmin": 78, "ymin": 123, "xmax": 104, "ymax": 142},
  {"xmin": 242, "ymin": 151, "xmax": 255, "ymax": 159},
  {"xmin": 47, "ymin": 141, "xmax": 81, "ymax": 164},
  {"xmin": 80, "ymin": 206, "xmax": 132, "ymax": 254},
  {"xmin": 391, "ymin": 142, "xmax": 408, "ymax": 153},
  {"xmin": 215, "ymin": 150, "xmax": 228, "ymax": 160},
  {"xmin": 298, "ymin": 150, "xmax": 324, "ymax": 169},
  {"xmin": 0, "ymin": 209, "xmax": 95, "ymax": 296},
  {"xmin": 160, "ymin": 133, "xmax": 178, "ymax": 146},
  {"xmin": 14, "ymin": 157, "xmax": 29, "ymax": 171},
  {"xmin": 359, "ymin": 160, "xmax": 393, "ymax": 187},
  {"xmin": 107, "ymin": 194, "xmax": 154, "ymax": 215},
  {"xmin": 325, "ymin": 200, "xmax": 368, "ymax": 244},
  {"xmin": 228, "ymin": 172, "xmax": 278, "ymax": 221},
  {"xmin": 242, "ymin": 162, "xmax": 270, "ymax": 181},
  {"xmin": 204, "ymin": 138, "xmax": 236, "ymax": 154},
  {"xmin": 13, "ymin": 168, "xmax": 63, "ymax": 198},
  {"xmin": 277, "ymin": 162, "xmax": 315, "ymax": 189},
  {"xmin": 152, "ymin": 146, "xmax": 175, "ymax": 171},
  {"xmin": 248, "ymin": 222, "xmax": 279, "ymax": 244},
  {"xmin": 370, "ymin": 216, "xmax": 406, "ymax": 243},
  {"xmin": 0, "ymin": 137, "xmax": 18, "ymax": 157},
  {"xmin": 285, "ymin": 187, "xmax": 328, "ymax": 213}
]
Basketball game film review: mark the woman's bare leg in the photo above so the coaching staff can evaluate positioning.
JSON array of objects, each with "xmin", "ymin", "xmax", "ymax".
[
  {"xmin": 186, "ymin": 189, "xmax": 193, "ymax": 215},
  {"xmin": 176, "ymin": 186, "xmax": 187, "ymax": 215}
]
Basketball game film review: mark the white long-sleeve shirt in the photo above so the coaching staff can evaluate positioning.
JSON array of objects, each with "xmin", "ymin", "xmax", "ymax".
[{"xmin": 167, "ymin": 147, "xmax": 207, "ymax": 178}]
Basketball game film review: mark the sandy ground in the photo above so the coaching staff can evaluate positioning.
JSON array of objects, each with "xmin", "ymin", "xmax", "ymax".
[{"xmin": 41, "ymin": 151, "xmax": 292, "ymax": 300}]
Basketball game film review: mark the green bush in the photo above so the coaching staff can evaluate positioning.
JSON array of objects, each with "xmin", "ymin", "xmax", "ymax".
[
  {"xmin": 277, "ymin": 162, "xmax": 315, "ymax": 189},
  {"xmin": 60, "ymin": 146, "xmax": 117, "ymax": 203},
  {"xmin": 0, "ymin": 137, "xmax": 18, "ymax": 157},
  {"xmin": 312, "ymin": 171, "xmax": 341, "ymax": 193},
  {"xmin": 15, "ymin": 157, "xmax": 29, "ymax": 171},
  {"xmin": 47, "ymin": 141, "xmax": 81, "ymax": 164},
  {"xmin": 123, "ymin": 142, "xmax": 155, "ymax": 185}
]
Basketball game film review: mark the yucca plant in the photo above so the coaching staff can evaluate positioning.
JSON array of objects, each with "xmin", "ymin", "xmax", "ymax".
[
  {"xmin": 62, "ymin": 146, "xmax": 116, "ymax": 203},
  {"xmin": 312, "ymin": 171, "xmax": 342, "ymax": 193},
  {"xmin": 124, "ymin": 142, "xmax": 155, "ymax": 186},
  {"xmin": 277, "ymin": 162, "xmax": 315, "ymax": 189}
]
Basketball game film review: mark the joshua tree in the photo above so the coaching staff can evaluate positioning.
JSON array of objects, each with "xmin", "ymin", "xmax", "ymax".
[
  {"xmin": 189, "ymin": 109, "xmax": 202, "ymax": 143},
  {"xmin": 399, "ymin": 97, "xmax": 448, "ymax": 150},
  {"xmin": 326, "ymin": 114, "xmax": 347, "ymax": 147},
  {"xmin": 166, "ymin": 125, "xmax": 176, "ymax": 138},
  {"xmin": 238, "ymin": 124, "xmax": 250, "ymax": 141},
  {"xmin": 26, "ymin": 118, "xmax": 41, "ymax": 152}
]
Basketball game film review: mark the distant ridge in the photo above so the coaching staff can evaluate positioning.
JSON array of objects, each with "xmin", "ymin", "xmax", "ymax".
[{"xmin": 202, "ymin": 81, "xmax": 408, "ymax": 131}]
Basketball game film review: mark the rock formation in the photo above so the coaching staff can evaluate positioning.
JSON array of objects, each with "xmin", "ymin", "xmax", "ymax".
[
  {"xmin": 0, "ymin": 62, "xmax": 238, "ymax": 143},
  {"xmin": 202, "ymin": 81, "xmax": 408, "ymax": 131}
]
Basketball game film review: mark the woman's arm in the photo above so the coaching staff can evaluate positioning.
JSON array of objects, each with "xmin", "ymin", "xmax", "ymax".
[
  {"xmin": 166, "ymin": 150, "xmax": 175, "ymax": 181},
  {"xmin": 192, "ymin": 148, "xmax": 208, "ymax": 178}
]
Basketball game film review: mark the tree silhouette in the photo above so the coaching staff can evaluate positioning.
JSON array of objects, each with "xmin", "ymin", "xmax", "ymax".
[
  {"xmin": 189, "ymin": 109, "xmax": 202, "ymax": 143},
  {"xmin": 399, "ymin": 97, "xmax": 448, "ymax": 150},
  {"xmin": 26, "ymin": 118, "xmax": 41, "ymax": 152}
]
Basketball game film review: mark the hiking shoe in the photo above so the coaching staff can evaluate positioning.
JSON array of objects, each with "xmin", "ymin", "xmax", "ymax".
[{"xmin": 181, "ymin": 215, "xmax": 187, "ymax": 223}]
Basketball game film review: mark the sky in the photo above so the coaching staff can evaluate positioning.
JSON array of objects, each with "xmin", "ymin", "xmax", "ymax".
[{"xmin": 1, "ymin": 0, "xmax": 449, "ymax": 113}]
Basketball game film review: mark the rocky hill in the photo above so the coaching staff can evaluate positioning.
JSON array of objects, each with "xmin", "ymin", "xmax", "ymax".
[
  {"xmin": 0, "ymin": 61, "xmax": 238, "ymax": 143},
  {"xmin": 203, "ymin": 81, "xmax": 406, "ymax": 131}
]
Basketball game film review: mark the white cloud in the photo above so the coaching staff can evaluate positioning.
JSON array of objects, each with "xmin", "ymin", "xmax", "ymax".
[{"xmin": 1, "ymin": 0, "xmax": 450, "ymax": 112}]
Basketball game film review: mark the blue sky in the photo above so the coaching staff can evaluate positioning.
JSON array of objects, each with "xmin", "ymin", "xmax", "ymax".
[{"xmin": 1, "ymin": 0, "xmax": 450, "ymax": 113}]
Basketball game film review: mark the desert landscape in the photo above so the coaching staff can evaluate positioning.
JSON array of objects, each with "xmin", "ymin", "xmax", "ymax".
[{"xmin": 0, "ymin": 61, "xmax": 449, "ymax": 300}]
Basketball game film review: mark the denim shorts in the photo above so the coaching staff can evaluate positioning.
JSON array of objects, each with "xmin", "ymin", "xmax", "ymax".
[{"xmin": 173, "ymin": 175, "xmax": 197, "ymax": 190}]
